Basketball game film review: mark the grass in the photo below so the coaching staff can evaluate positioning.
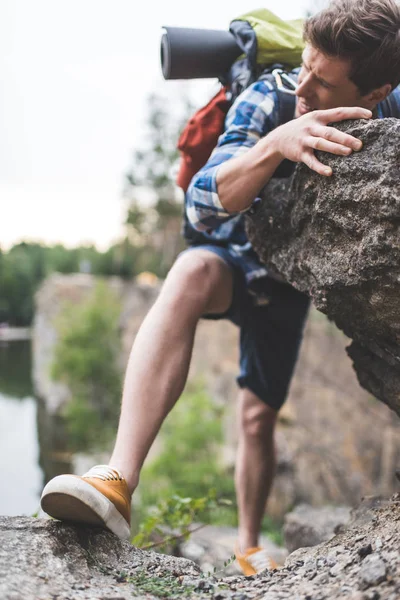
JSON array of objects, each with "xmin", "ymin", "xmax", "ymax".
[{"xmin": 115, "ymin": 570, "xmax": 195, "ymax": 599}]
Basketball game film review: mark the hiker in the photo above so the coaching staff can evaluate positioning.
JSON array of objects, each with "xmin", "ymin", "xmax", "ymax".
[{"xmin": 41, "ymin": 0, "xmax": 400, "ymax": 576}]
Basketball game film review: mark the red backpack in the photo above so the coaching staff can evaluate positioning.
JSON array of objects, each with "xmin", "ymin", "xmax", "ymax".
[
  {"xmin": 176, "ymin": 86, "xmax": 231, "ymax": 192},
  {"xmin": 176, "ymin": 66, "xmax": 298, "ymax": 193}
]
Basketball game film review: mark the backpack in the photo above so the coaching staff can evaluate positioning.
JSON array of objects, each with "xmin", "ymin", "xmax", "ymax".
[
  {"xmin": 179, "ymin": 67, "xmax": 299, "ymax": 247},
  {"xmin": 176, "ymin": 9, "xmax": 303, "ymax": 246},
  {"xmin": 176, "ymin": 9, "xmax": 400, "ymax": 246},
  {"xmin": 176, "ymin": 68, "xmax": 299, "ymax": 192},
  {"xmin": 176, "ymin": 9, "xmax": 304, "ymax": 193}
]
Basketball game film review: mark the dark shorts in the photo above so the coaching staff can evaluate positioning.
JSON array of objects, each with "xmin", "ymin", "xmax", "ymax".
[{"xmin": 182, "ymin": 245, "xmax": 310, "ymax": 411}]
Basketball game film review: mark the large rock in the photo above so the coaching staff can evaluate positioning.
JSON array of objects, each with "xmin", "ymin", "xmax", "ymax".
[
  {"xmin": 0, "ymin": 517, "xmax": 200, "ymax": 600},
  {"xmin": 283, "ymin": 504, "xmax": 351, "ymax": 552},
  {"xmin": 1, "ymin": 494, "xmax": 399, "ymax": 599},
  {"xmin": 246, "ymin": 118, "xmax": 400, "ymax": 416}
]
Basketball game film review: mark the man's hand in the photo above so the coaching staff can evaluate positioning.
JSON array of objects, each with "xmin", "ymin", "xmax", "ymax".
[
  {"xmin": 216, "ymin": 106, "xmax": 372, "ymax": 213},
  {"xmin": 270, "ymin": 106, "xmax": 373, "ymax": 176}
]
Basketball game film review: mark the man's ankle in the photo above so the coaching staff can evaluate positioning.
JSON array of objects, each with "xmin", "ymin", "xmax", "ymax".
[
  {"xmin": 108, "ymin": 462, "xmax": 139, "ymax": 496},
  {"xmin": 237, "ymin": 534, "xmax": 260, "ymax": 553}
]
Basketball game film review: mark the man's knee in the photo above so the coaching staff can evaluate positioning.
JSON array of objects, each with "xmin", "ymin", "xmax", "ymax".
[
  {"xmin": 239, "ymin": 388, "xmax": 277, "ymax": 441},
  {"xmin": 162, "ymin": 250, "xmax": 233, "ymax": 314}
]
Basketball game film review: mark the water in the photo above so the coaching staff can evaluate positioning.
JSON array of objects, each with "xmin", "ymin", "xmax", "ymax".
[
  {"xmin": 0, "ymin": 340, "xmax": 78, "ymax": 516},
  {"xmin": 0, "ymin": 341, "xmax": 42, "ymax": 515},
  {"xmin": 0, "ymin": 392, "xmax": 42, "ymax": 515}
]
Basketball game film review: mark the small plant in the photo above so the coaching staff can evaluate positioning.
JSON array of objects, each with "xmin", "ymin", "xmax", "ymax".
[
  {"xmin": 203, "ymin": 554, "xmax": 236, "ymax": 578},
  {"xmin": 134, "ymin": 381, "xmax": 237, "ymax": 534},
  {"xmin": 128, "ymin": 570, "xmax": 195, "ymax": 599},
  {"xmin": 133, "ymin": 491, "xmax": 232, "ymax": 551}
]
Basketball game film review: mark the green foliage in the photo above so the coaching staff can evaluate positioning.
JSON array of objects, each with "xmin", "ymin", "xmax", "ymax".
[
  {"xmin": 133, "ymin": 381, "xmax": 284, "ymax": 549},
  {"xmin": 0, "ymin": 340, "xmax": 33, "ymax": 399},
  {"xmin": 0, "ymin": 240, "xmax": 139, "ymax": 326},
  {"xmin": 133, "ymin": 491, "xmax": 233, "ymax": 551},
  {"xmin": 124, "ymin": 570, "xmax": 194, "ymax": 599},
  {"xmin": 124, "ymin": 93, "xmax": 194, "ymax": 276},
  {"xmin": 125, "ymin": 94, "xmax": 186, "ymax": 198},
  {"xmin": 134, "ymin": 382, "xmax": 237, "ymax": 536},
  {"xmin": 0, "ymin": 243, "xmax": 45, "ymax": 325},
  {"xmin": 261, "ymin": 514, "xmax": 284, "ymax": 547},
  {"xmin": 51, "ymin": 281, "xmax": 122, "ymax": 450},
  {"xmin": 204, "ymin": 555, "xmax": 236, "ymax": 578}
]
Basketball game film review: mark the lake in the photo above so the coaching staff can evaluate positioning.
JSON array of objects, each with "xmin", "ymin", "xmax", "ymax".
[
  {"xmin": 0, "ymin": 341, "xmax": 43, "ymax": 515},
  {"xmin": 0, "ymin": 340, "xmax": 100, "ymax": 516}
]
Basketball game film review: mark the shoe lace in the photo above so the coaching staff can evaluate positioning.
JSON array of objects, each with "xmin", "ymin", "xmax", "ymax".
[{"xmin": 82, "ymin": 465, "xmax": 124, "ymax": 481}]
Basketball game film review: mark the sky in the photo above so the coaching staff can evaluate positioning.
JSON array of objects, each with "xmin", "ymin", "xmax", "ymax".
[{"xmin": 1, "ymin": 0, "xmax": 311, "ymax": 250}]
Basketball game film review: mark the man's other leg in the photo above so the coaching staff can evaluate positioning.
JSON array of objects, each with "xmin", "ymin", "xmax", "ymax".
[
  {"xmin": 235, "ymin": 387, "xmax": 277, "ymax": 553},
  {"xmin": 234, "ymin": 278, "xmax": 310, "ymax": 571}
]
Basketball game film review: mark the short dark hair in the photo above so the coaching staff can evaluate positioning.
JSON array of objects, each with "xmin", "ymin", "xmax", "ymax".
[{"xmin": 304, "ymin": 0, "xmax": 400, "ymax": 95}]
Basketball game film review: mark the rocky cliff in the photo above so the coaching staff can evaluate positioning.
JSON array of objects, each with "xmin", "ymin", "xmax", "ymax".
[
  {"xmin": 247, "ymin": 118, "xmax": 400, "ymax": 417},
  {"xmin": 1, "ymin": 495, "xmax": 399, "ymax": 600}
]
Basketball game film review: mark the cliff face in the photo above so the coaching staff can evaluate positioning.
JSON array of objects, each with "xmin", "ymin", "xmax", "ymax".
[{"xmin": 246, "ymin": 118, "xmax": 400, "ymax": 416}]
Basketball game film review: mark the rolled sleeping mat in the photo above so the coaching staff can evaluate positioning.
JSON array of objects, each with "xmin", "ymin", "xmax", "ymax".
[{"xmin": 161, "ymin": 26, "xmax": 242, "ymax": 80}]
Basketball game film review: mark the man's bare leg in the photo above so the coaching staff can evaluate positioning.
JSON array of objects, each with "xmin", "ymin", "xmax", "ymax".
[
  {"xmin": 109, "ymin": 250, "xmax": 233, "ymax": 494},
  {"xmin": 235, "ymin": 388, "xmax": 277, "ymax": 551}
]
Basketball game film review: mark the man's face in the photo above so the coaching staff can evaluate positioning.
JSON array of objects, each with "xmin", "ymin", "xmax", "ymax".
[{"xmin": 295, "ymin": 45, "xmax": 367, "ymax": 117}]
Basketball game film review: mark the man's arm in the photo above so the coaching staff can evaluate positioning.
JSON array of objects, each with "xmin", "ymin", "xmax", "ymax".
[
  {"xmin": 217, "ymin": 105, "xmax": 373, "ymax": 213},
  {"xmin": 186, "ymin": 81, "xmax": 372, "ymax": 231},
  {"xmin": 186, "ymin": 79, "xmax": 282, "ymax": 232}
]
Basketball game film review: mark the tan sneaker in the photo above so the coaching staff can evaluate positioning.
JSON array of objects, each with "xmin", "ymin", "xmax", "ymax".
[
  {"xmin": 40, "ymin": 465, "xmax": 131, "ymax": 540},
  {"xmin": 235, "ymin": 545, "xmax": 279, "ymax": 576}
]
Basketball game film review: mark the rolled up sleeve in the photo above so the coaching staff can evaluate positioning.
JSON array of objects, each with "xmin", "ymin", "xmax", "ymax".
[{"xmin": 186, "ymin": 79, "xmax": 277, "ymax": 232}]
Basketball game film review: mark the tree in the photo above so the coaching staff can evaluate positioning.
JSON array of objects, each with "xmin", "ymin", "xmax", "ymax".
[
  {"xmin": 51, "ymin": 281, "xmax": 122, "ymax": 450},
  {"xmin": 124, "ymin": 92, "xmax": 194, "ymax": 276},
  {"xmin": 0, "ymin": 241, "xmax": 139, "ymax": 326}
]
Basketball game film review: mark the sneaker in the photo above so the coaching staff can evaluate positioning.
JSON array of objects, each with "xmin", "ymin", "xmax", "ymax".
[
  {"xmin": 40, "ymin": 465, "xmax": 131, "ymax": 540},
  {"xmin": 235, "ymin": 545, "xmax": 279, "ymax": 576}
]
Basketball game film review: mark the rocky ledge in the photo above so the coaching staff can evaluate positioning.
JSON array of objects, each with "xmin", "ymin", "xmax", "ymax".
[
  {"xmin": 1, "ymin": 495, "xmax": 399, "ymax": 600},
  {"xmin": 246, "ymin": 118, "xmax": 400, "ymax": 417}
]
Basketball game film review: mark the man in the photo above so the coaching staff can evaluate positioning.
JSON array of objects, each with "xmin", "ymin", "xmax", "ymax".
[{"xmin": 41, "ymin": 0, "xmax": 400, "ymax": 576}]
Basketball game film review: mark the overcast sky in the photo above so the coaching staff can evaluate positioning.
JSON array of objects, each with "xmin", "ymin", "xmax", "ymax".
[{"xmin": 1, "ymin": 0, "xmax": 311, "ymax": 250}]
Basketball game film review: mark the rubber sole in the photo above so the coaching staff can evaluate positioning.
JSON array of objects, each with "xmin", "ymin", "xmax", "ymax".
[{"xmin": 40, "ymin": 475, "xmax": 131, "ymax": 541}]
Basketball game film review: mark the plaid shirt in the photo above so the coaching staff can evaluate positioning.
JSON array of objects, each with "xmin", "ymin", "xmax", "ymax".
[{"xmin": 186, "ymin": 80, "xmax": 400, "ymax": 285}]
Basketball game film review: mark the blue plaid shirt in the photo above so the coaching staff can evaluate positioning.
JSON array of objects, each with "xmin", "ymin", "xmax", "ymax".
[{"xmin": 186, "ymin": 81, "xmax": 400, "ymax": 285}]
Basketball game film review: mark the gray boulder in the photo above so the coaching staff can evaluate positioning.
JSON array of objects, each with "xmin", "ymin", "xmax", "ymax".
[
  {"xmin": 283, "ymin": 504, "xmax": 351, "ymax": 552},
  {"xmin": 1, "ymin": 494, "xmax": 400, "ymax": 599},
  {"xmin": 0, "ymin": 516, "xmax": 200, "ymax": 600},
  {"xmin": 246, "ymin": 118, "xmax": 400, "ymax": 416}
]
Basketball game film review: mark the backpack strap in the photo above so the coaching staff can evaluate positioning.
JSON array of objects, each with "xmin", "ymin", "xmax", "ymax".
[
  {"xmin": 276, "ymin": 86, "xmax": 297, "ymax": 124},
  {"xmin": 379, "ymin": 89, "xmax": 400, "ymax": 118},
  {"xmin": 258, "ymin": 68, "xmax": 297, "ymax": 125},
  {"xmin": 258, "ymin": 69, "xmax": 297, "ymax": 177}
]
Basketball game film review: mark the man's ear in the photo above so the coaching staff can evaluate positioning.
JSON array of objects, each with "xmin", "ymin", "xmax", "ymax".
[{"xmin": 363, "ymin": 83, "xmax": 392, "ymax": 108}]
